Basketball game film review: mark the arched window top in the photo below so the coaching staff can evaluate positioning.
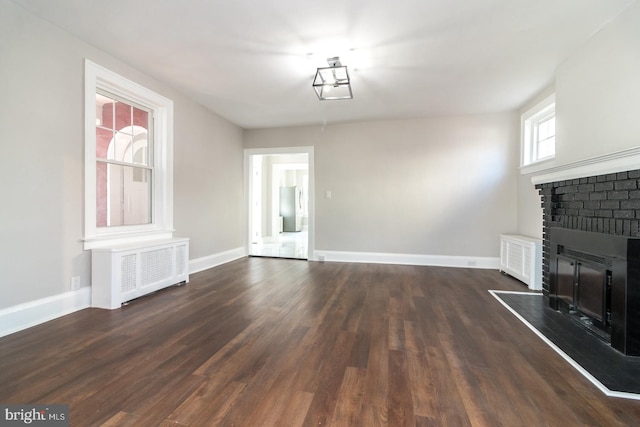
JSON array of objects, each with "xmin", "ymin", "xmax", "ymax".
[{"xmin": 106, "ymin": 125, "xmax": 149, "ymax": 165}]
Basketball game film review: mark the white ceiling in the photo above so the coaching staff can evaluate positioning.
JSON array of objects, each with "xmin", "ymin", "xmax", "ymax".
[{"xmin": 11, "ymin": 0, "xmax": 636, "ymax": 129}]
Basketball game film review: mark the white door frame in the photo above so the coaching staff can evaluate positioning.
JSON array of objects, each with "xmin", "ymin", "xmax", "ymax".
[
  {"xmin": 251, "ymin": 155, "xmax": 262, "ymax": 244},
  {"xmin": 244, "ymin": 146, "xmax": 315, "ymax": 261}
]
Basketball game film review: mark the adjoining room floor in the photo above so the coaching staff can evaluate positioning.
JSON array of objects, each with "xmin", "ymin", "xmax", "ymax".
[
  {"xmin": 250, "ymin": 230, "xmax": 308, "ymax": 259},
  {"xmin": 492, "ymin": 291, "xmax": 640, "ymax": 397}
]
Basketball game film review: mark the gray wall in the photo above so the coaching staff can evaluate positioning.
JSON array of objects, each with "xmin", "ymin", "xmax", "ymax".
[
  {"xmin": 174, "ymin": 102, "xmax": 244, "ymax": 260},
  {"xmin": 555, "ymin": 1, "xmax": 640, "ymax": 164},
  {"xmin": 0, "ymin": 0, "xmax": 244, "ymax": 309},
  {"xmin": 516, "ymin": 2, "xmax": 640, "ymax": 238},
  {"xmin": 516, "ymin": 173, "xmax": 543, "ymax": 239},
  {"xmin": 245, "ymin": 113, "xmax": 519, "ymax": 257}
]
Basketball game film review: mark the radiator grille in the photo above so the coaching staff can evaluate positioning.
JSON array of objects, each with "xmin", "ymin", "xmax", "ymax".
[
  {"xmin": 507, "ymin": 243, "xmax": 525, "ymax": 275},
  {"xmin": 523, "ymin": 246, "xmax": 532, "ymax": 278},
  {"xmin": 141, "ymin": 248, "xmax": 173, "ymax": 286},
  {"xmin": 121, "ymin": 254, "xmax": 137, "ymax": 293},
  {"xmin": 176, "ymin": 244, "xmax": 187, "ymax": 276}
]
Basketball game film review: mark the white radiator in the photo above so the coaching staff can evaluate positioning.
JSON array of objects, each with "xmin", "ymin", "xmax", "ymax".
[
  {"xmin": 91, "ymin": 238, "xmax": 190, "ymax": 309},
  {"xmin": 500, "ymin": 234, "xmax": 542, "ymax": 290}
]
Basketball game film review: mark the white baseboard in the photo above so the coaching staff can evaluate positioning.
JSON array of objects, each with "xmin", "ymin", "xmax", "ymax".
[
  {"xmin": 189, "ymin": 246, "xmax": 246, "ymax": 274},
  {"xmin": 0, "ymin": 249, "xmax": 494, "ymax": 339},
  {"xmin": 0, "ymin": 287, "xmax": 91, "ymax": 338},
  {"xmin": 313, "ymin": 250, "xmax": 500, "ymax": 269}
]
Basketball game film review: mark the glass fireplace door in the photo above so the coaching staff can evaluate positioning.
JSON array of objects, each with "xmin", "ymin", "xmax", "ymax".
[
  {"xmin": 556, "ymin": 257, "xmax": 576, "ymax": 305},
  {"xmin": 576, "ymin": 263, "xmax": 607, "ymax": 323}
]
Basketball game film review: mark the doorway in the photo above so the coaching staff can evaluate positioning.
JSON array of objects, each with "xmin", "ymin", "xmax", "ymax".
[{"xmin": 245, "ymin": 147, "xmax": 314, "ymax": 260}]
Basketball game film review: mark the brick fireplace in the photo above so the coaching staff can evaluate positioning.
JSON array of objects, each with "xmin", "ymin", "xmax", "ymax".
[{"xmin": 536, "ymin": 170, "xmax": 640, "ymax": 355}]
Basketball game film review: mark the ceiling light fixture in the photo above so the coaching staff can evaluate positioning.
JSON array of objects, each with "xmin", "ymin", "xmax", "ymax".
[{"xmin": 312, "ymin": 57, "xmax": 353, "ymax": 100}]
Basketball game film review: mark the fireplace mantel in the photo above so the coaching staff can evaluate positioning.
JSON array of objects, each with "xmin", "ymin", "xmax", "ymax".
[{"xmin": 528, "ymin": 147, "xmax": 640, "ymax": 185}]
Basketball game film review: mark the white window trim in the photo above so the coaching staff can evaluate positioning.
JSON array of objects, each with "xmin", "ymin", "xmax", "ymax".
[
  {"xmin": 520, "ymin": 93, "xmax": 555, "ymax": 172},
  {"xmin": 84, "ymin": 59, "xmax": 174, "ymax": 250}
]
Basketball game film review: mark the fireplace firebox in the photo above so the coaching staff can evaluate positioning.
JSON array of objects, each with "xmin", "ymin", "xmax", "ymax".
[
  {"xmin": 555, "ymin": 247, "xmax": 612, "ymax": 339},
  {"xmin": 549, "ymin": 228, "xmax": 640, "ymax": 355}
]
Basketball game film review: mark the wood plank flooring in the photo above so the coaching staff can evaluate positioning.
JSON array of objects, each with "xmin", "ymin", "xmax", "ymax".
[{"xmin": 2, "ymin": 257, "xmax": 640, "ymax": 426}]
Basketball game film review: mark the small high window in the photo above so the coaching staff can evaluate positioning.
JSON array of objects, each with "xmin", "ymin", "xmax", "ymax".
[{"xmin": 522, "ymin": 94, "xmax": 555, "ymax": 166}]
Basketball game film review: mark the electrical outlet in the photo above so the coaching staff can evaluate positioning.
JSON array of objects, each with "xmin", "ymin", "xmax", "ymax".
[{"xmin": 71, "ymin": 276, "xmax": 81, "ymax": 291}]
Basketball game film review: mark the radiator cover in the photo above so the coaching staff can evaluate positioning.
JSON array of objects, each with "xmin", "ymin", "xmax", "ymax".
[
  {"xmin": 91, "ymin": 238, "xmax": 189, "ymax": 309},
  {"xmin": 500, "ymin": 234, "xmax": 542, "ymax": 290}
]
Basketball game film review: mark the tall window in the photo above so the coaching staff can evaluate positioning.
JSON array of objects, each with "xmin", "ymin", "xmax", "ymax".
[
  {"xmin": 96, "ymin": 92, "xmax": 152, "ymax": 227},
  {"xmin": 85, "ymin": 60, "xmax": 174, "ymax": 249},
  {"xmin": 522, "ymin": 94, "xmax": 556, "ymax": 166}
]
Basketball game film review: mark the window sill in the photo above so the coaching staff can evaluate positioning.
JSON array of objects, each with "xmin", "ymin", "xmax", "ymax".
[
  {"xmin": 520, "ymin": 157, "xmax": 556, "ymax": 175},
  {"xmin": 83, "ymin": 229, "xmax": 174, "ymax": 250}
]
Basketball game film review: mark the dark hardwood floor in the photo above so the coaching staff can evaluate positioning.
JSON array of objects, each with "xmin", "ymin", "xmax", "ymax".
[{"xmin": 2, "ymin": 257, "xmax": 640, "ymax": 426}]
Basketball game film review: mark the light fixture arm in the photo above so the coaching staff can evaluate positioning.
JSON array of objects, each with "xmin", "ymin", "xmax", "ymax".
[{"xmin": 327, "ymin": 57, "xmax": 342, "ymax": 68}]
